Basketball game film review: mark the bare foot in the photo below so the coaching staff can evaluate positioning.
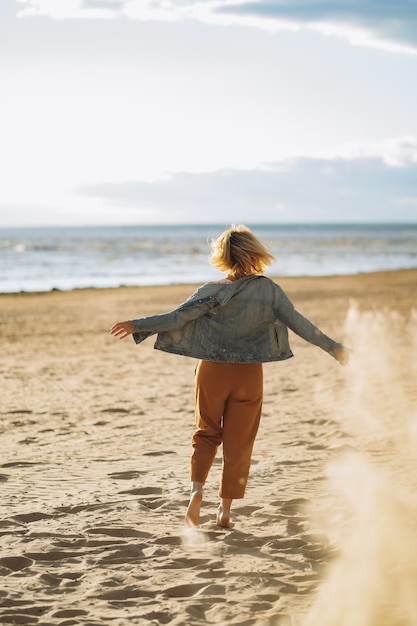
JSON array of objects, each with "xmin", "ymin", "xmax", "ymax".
[
  {"xmin": 216, "ymin": 507, "xmax": 234, "ymax": 529},
  {"xmin": 185, "ymin": 490, "xmax": 203, "ymax": 527}
]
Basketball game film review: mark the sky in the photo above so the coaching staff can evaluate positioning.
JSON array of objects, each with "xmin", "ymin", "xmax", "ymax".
[{"xmin": 1, "ymin": 0, "xmax": 417, "ymax": 227}]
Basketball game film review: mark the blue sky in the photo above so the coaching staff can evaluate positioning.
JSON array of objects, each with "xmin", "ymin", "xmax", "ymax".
[{"xmin": 1, "ymin": 0, "xmax": 416, "ymax": 226}]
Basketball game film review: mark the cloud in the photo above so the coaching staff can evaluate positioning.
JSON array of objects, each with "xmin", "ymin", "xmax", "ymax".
[
  {"xmin": 77, "ymin": 140, "xmax": 417, "ymax": 223},
  {"xmin": 15, "ymin": 0, "xmax": 116, "ymax": 19},
  {"xmin": 324, "ymin": 137, "xmax": 417, "ymax": 167},
  {"xmin": 15, "ymin": 0, "xmax": 417, "ymax": 54},
  {"xmin": 15, "ymin": 0, "xmax": 189, "ymax": 20},
  {"xmin": 214, "ymin": 0, "xmax": 417, "ymax": 53}
]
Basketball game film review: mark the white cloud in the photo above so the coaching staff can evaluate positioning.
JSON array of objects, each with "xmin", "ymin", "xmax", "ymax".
[
  {"xmin": 323, "ymin": 137, "xmax": 417, "ymax": 168},
  {"xmin": 122, "ymin": 0, "xmax": 191, "ymax": 22},
  {"xmin": 310, "ymin": 21, "xmax": 417, "ymax": 56},
  {"xmin": 212, "ymin": 0, "xmax": 417, "ymax": 54},
  {"xmin": 77, "ymin": 146, "xmax": 417, "ymax": 223},
  {"xmin": 16, "ymin": 0, "xmax": 117, "ymax": 19},
  {"xmin": 15, "ymin": 0, "xmax": 417, "ymax": 54}
]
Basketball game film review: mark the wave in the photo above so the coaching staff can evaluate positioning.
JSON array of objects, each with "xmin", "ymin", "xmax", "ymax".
[{"xmin": 1, "ymin": 223, "xmax": 417, "ymax": 293}]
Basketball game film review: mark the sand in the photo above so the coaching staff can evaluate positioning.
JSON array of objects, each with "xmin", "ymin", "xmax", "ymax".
[{"xmin": 1, "ymin": 270, "xmax": 417, "ymax": 626}]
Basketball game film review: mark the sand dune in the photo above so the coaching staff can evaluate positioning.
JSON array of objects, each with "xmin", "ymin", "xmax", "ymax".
[{"xmin": 1, "ymin": 270, "xmax": 416, "ymax": 625}]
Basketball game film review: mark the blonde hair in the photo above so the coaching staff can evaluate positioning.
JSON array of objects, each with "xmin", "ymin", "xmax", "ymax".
[{"xmin": 210, "ymin": 224, "xmax": 275, "ymax": 277}]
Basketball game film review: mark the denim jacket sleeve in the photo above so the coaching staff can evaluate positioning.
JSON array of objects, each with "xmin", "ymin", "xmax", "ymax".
[
  {"xmin": 272, "ymin": 282, "xmax": 343, "ymax": 355},
  {"xmin": 131, "ymin": 286, "xmax": 219, "ymax": 344}
]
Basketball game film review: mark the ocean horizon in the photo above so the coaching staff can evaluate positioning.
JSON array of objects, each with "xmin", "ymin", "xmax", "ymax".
[{"xmin": 1, "ymin": 223, "xmax": 417, "ymax": 293}]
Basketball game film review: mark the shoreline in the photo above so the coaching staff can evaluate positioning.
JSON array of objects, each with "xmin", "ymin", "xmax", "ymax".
[{"xmin": 1, "ymin": 266, "xmax": 417, "ymax": 298}]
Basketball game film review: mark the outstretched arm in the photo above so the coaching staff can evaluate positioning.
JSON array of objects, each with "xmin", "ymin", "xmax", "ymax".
[
  {"xmin": 273, "ymin": 283, "xmax": 349, "ymax": 364},
  {"xmin": 110, "ymin": 320, "xmax": 135, "ymax": 340},
  {"xmin": 110, "ymin": 291, "xmax": 219, "ymax": 344}
]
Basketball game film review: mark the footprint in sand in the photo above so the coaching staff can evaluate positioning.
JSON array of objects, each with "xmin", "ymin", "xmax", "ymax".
[
  {"xmin": 97, "ymin": 545, "xmax": 147, "ymax": 564},
  {"xmin": 1, "ymin": 461, "xmax": 39, "ymax": 468},
  {"xmin": 301, "ymin": 544, "xmax": 334, "ymax": 562},
  {"xmin": 280, "ymin": 498, "xmax": 309, "ymax": 516},
  {"xmin": 153, "ymin": 535, "xmax": 184, "ymax": 546},
  {"xmin": 288, "ymin": 571, "xmax": 320, "ymax": 584},
  {"xmin": 164, "ymin": 582, "xmax": 212, "ymax": 598},
  {"xmin": 86, "ymin": 527, "xmax": 152, "ymax": 538},
  {"xmin": 39, "ymin": 571, "xmax": 84, "ymax": 587},
  {"xmin": 143, "ymin": 609, "xmax": 177, "ymax": 623},
  {"xmin": 232, "ymin": 504, "xmax": 262, "ymax": 516},
  {"xmin": 56, "ymin": 502, "xmax": 113, "ymax": 515},
  {"xmin": 157, "ymin": 557, "xmax": 212, "ymax": 570},
  {"xmin": 12, "ymin": 512, "xmax": 54, "ymax": 523},
  {"xmin": 0, "ymin": 556, "xmax": 33, "ymax": 571},
  {"xmin": 119, "ymin": 486, "xmax": 163, "ymax": 495},
  {"xmin": 98, "ymin": 586, "xmax": 154, "ymax": 600},
  {"xmin": 24, "ymin": 550, "xmax": 86, "ymax": 561},
  {"xmin": 222, "ymin": 533, "xmax": 267, "ymax": 549},
  {"xmin": 143, "ymin": 450, "xmax": 176, "ymax": 456},
  {"xmin": 265, "ymin": 538, "xmax": 307, "ymax": 553},
  {"xmin": 39, "ymin": 572, "xmax": 65, "ymax": 587},
  {"xmin": 108, "ymin": 470, "xmax": 146, "ymax": 479},
  {"xmin": 52, "ymin": 609, "xmax": 89, "ymax": 618},
  {"xmin": 0, "ymin": 607, "xmax": 52, "ymax": 623}
]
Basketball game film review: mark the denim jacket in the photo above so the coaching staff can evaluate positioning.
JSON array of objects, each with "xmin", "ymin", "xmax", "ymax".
[{"xmin": 132, "ymin": 275, "xmax": 343, "ymax": 363}]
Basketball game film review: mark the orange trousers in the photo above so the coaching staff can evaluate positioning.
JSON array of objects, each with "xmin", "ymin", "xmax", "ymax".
[{"xmin": 191, "ymin": 360, "xmax": 263, "ymax": 499}]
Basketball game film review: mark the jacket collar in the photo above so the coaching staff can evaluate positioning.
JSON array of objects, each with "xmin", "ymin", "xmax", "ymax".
[{"xmin": 208, "ymin": 274, "xmax": 261, "ymax": 305}]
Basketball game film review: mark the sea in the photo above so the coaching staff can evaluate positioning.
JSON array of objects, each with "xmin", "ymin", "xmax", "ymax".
[{"xmin": 1, "ymin": 223, "xmax": 417, "ymax": 293}]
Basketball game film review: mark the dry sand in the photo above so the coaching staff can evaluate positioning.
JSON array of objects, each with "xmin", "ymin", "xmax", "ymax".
[{"xmin": 1, "ymin": 270, "xmax": 417, "ymax": 626}]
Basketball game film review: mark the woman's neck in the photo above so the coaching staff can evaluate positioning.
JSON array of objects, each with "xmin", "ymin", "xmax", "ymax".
[{"xmin": 226, "ymin": 273, "xmax": 246, "ymax": 281}]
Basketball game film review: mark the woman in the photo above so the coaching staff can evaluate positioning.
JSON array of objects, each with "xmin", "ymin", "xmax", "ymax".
[{"xmin": 110, "ymin": 225, "xmax": 348, "ymax": 528}]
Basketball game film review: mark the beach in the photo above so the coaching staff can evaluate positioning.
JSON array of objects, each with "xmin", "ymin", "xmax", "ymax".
[{"xmin": 1, "ymin": 269, "xmax": 417, "ymax": 626}]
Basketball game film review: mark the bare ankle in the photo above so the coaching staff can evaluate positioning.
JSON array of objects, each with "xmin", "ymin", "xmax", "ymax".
[
  {"xmin": 217, "ymin": 498, "xmax": 234, "ymax": 528},
  {"xmin": 185, "ymin": 485, "xmax": 203, "ymax": 527}
]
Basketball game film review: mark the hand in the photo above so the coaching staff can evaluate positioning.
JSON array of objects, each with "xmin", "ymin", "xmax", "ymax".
[
  {"xmin": 333, "ymin": 347, "xmax": 350, "ymax": 366},
  {"xmin": 110, "ymin": 320, "xmax": 135, "ymax": 340}
]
